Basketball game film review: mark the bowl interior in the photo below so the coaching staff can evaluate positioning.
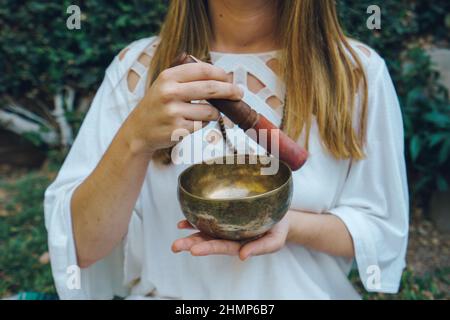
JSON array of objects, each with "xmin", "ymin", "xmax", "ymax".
[{"xmin": 179, "ymin": 155, "xmax": 291, "ymax": 200}]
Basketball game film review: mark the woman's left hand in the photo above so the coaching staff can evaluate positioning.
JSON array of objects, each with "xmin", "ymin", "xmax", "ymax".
[{"xmin": 171, "ymin": 212, "xmax": 292, "ymax": 261}]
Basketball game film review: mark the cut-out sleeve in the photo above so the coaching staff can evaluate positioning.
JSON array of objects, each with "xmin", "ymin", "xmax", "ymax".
[{"xmin": 328, "ymin": 60, "xmax": 409, "ymax": 293}]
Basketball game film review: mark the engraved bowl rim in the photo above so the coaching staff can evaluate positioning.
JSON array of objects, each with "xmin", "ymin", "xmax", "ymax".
[{"xmin": 178, "ymin": 155, "xmax": 293, "ymax": 202}]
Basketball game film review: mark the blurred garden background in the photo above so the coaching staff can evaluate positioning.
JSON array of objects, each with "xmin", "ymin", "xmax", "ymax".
[{"xmin": 0, "ymin": 0, "xmax": 449, "ymax": 299}]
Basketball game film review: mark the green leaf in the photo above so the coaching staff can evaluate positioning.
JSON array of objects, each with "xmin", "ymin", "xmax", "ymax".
[
  {"xmin": 438, "ymin": 140, "xmax": 450, "ymax": 164},
  {"xmin": 445, "ymin": 13, "xmax": 450, "ymax": 28},
  {"xmin": 428, "ymin": 133, "xmax": 448, "ymax": 148},
  {"xmin": 414, "ymin": 175, "xmax": 430, "ymax": 193},
  {"xmin": 410, "ymin": 135, "xmax": 422, "ymax": 162},
  {"xmin": 437, "ymin": 175, "xmax": 449, "ymax": 192},
  {"xmin": 424, "ymin": 112, "xmax": 450, "ymax": 127}
]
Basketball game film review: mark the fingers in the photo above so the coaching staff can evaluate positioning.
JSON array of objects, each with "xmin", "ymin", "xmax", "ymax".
[
  {"xmin": 177, "ymin": 220, "xmax": 196, "ymax": 230},
  {"xmin": 172, "ymin": 231, "xmax": 284, "ymax": 259},
  {"xmin": 179, "ymin": 103, "xmax": 220, "ymax": 122},
  {"xmin": 176, "ymin": 81, "xmax": 243, "ymax": 102},
  {"xmin": 190, "ymin": 239, "xmax": 242, "ymax": 257},
  {"xmin": 161, "ymin": 62, "xmax": 229, "ymax": 83},
  {"xmin": 171, "ymin": 233, "xmax": 209, "ymax": 253},
  {"xmin": 172, "ymin": 232, "xmax": 241, "ymax": 256},
  {"xmin": 173, "ymin": 219, "xmax": 288, "ymax": 259},
  {"xmin": 166, "ymin": 113, "xmax": 207, "ymax": 140},
  {"xmin": 158, "ymin": 62, "xmax": 242, "ymax": 102},
  {"xmin": 239, "ymin": 232, "xmax": 285, "ymax": 261},
  {"xmin": 174, "ymin": 119, "xmax": 209, "ymax": 135},
  {"xmin": 166, "ymin": 103, "xmax": 219, "ymax": 136}
]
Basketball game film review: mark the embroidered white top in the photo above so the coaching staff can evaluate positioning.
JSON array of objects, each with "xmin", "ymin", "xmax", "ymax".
[{"xmin": 44, "ymin": 36, "xmax": 409, "ymax": 300}]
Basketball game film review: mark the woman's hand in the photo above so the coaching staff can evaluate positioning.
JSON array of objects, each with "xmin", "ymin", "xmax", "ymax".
[
  {"xmin": 123, "ymin": 62, "xmax": 243, "ymax": 157},
  {"xmin": 172, "ymin": 213, "xmax": 292, "ymax": 261},
  {"xmin": 172, "ymin": 210, "xmax": 356, "ymax": 260}
]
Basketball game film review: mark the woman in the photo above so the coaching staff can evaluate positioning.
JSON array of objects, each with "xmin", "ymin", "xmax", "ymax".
[{"xmin": 45, "ymin": 0, "xmax": 409, "ymax": 299}]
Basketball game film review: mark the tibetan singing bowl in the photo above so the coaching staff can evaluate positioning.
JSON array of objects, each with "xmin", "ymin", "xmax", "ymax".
[{"xmin": 177, "ymin": 155, "xmax": 293, "ymax": 241}]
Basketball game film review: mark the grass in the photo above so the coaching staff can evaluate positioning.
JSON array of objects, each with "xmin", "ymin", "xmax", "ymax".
[
  {"xmin": 0, "ymin": 170, "xmax": 56, "ymax": 297},
  {"xmin": 349, "ymin": 268, "xmax": 449, "ymax": 300},
  {"xmin": 0, "ymin": 166, "xmax": 448, "ymax": 299}
]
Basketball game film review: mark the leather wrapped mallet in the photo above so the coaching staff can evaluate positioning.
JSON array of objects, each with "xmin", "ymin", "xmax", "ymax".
[{"xmin": 175, "ymin": 53, "xmax": 308, "ymax": 171}]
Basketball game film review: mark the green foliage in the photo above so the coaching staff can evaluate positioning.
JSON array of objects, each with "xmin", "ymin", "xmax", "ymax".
[
  {"xmin": 401, "ymin": 48, "xmax": 450, "ymax": 194},
  {"xmin": 339, "ymin": 0, "xmax": 450, "ymax": 201},
  {"xmin": 0, "ymin": 173, "xmax": 56, "ymax": 297},
  {"xmin": 1, "ymin": 1, "xmax": 449, "ymax": 299},
  {"xmin": 0, "ymin": 0, "xmax": 449, "ymax": 200},
  {"xmin": 349, "ymin": 268, "xmax": 450, "ymax": 300},
  {"xmin": 0, "ymin": 0, "xmax": 167, "ymax": 109}
]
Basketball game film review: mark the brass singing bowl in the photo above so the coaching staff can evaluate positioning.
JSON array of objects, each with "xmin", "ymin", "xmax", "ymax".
[{"xmin": 177, "ymin": 155, "xmax": 293, "ymax": 241}]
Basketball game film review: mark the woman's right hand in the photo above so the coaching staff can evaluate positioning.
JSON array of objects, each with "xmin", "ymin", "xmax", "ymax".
[{"xmin": 124, "ymin": 61, "xmax": 243, "ymax": 157}]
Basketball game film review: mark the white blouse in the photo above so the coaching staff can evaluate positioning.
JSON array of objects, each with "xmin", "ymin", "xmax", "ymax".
[{"xmin": 44, "ymin": 36, "xmax": 409, "ymax": 300}]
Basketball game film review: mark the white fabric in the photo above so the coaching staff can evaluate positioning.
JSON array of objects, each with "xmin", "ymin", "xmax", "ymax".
[{"xmin": 44, "ymin": 36, "xmax": 409, "ymax": 300}]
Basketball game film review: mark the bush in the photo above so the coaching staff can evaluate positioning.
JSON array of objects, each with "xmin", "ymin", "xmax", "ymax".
[
  {"xmin": 0, "ymin": 0, "xmax": 449, "ymax": 202},
  {"xmin": 0, "ymin": 0, "xmax": 166, "ymax": 101},
  {"xmin": 338, "ymin": 0, "xmax": 450, "ymax": 203}
]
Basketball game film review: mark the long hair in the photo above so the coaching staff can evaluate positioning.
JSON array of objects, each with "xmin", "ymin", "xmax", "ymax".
[{"xmin": 149, "ymin": 0, "xmax": 368, "ymax": 164}]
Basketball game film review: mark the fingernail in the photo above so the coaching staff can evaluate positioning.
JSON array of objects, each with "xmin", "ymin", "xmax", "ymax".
[
  {"xmin": 172, "ymin": 240, "xmax": 187, "ymax": 253},
  {"xmin": 242, "ymin": 253, "xmax": 252, "ymax": 261}
]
